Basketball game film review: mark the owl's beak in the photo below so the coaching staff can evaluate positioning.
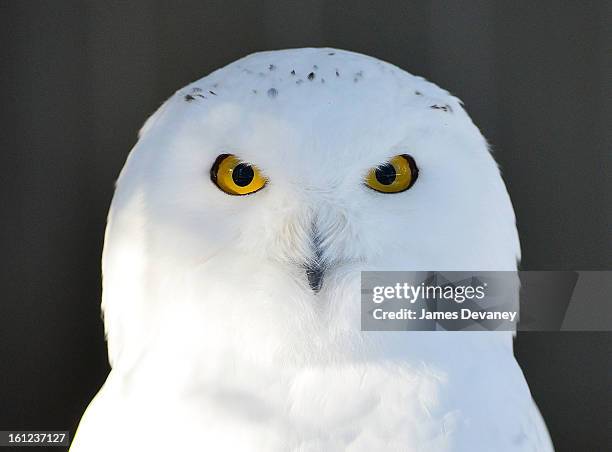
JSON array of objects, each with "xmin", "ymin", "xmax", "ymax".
[
  {"xmin": 306, "ymin": 261, "xmax": 324, "ymax": 292},
  {"xmin": 305, "ymin": 224, "xmax": 325, "ymax": 292}
]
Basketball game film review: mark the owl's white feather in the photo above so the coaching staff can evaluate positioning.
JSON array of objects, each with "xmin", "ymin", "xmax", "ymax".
[{"xmin": 71, "ymin": 48, "xmax": 553, "ymax": 452}]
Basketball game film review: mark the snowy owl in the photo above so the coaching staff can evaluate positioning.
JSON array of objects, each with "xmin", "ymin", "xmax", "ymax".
[{"xmin": 71, "ymin": 48, "xmax": 553, "ymax": 451}]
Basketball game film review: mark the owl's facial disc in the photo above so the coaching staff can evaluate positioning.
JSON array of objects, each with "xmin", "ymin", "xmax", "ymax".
[{"xmin": 209, "ymin": 153, "xmax": 422, "ymax": 293}]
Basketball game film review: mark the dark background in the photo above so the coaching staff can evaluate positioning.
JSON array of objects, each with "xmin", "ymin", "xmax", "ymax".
[{"xmin": 1, "ymin": 1, "xmax": 610, "ymax": 450}]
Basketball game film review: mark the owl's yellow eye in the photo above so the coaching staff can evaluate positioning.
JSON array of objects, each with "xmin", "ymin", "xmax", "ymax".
[
  {"xmin": 211, "ymin": 154, "xmax": 267, "ymax": 195},
  {"xmin": 365, "ymin": 154, "xmax": 418, "ymax": 193}
]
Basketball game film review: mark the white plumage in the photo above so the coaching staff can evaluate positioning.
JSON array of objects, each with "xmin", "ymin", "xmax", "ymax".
[{"xmin": 71, "ymin": 48, "xmax": 553, "ymax": 451}]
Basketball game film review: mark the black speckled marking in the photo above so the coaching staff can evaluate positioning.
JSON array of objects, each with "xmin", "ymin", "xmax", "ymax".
[
  {"xmin": 184, "ymin": 88, "xmax": 206, "ymax": 102},
  {"xmin": 267, "ymin": 88, "xmax": 278, "ymax": 98},
  {"xmin": 335, "ymin": 70, "xmax": 340, "ymax": 77},
  {"xmin": 290, "ymin": 69, "xmax": 296, "ymax": 76},
  {"xmin": 296, "ymin": 79, "xmax": 304, "ymax": 85},
  {"xmin": 415, "ymin": 91, "xmax": 422, "ymax": 96},
  {"xmin": 328, "ymin": 52, "xmax": 335, "ymax": 55},
  {"xmin": 209, "ymin": 90, "xmax": 217, "ymax": 96},
  {"xmin": 269, "ymin": 64, "xmax": 276, "ymax": 71},
  {"xmin": 307, "ymin": 72, "xmax": 315, "ymax": 81},
  {"xmin": 430, "ymin": 104, "xmax": 453, "ymax": 113},
  {"xmin": 313, "ymin": 65, "xmax": 318, "ymax": 70}
]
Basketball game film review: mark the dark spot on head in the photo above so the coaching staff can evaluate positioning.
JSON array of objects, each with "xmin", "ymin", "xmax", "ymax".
[
  {"xmin": 290, "ymin": 69, "xmax": 296, "ymax": 76},
  {"xmin": 430, "ymin": 104, "xmax": 451, "ymax": 113},
  {"xmin": 269, "ymin": 64, "xmax": 276, "ymax": 71},
  {"xmin": 415, "ymin": 91, "xmax": 422, "ymax": 96},
  {"xmin": 308, "ymin": 72, "xmax": 315, "ymax": 81},
  {"xmin": 209, "ymin": 90, "xmax": 217, "ymax": 96},
  {"xmin": 267, "ymin": 88, "xmax": 278, "ymax": 98},
  {"xmin": 187, "ymin": 87, "xmax": 206, "ymax": 99},
  {"xmin": 328, "ymin": 52, "xmax": 335, "ymax": 55}
]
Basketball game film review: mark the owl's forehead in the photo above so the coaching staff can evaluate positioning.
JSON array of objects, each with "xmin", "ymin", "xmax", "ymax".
[
  {"xmin": 179, "ymin": 48, "xmax": 456, "ymax": 126},
  {"xmin": 167, "ymin": 49, "xmax": 465, "ymax": 167}
]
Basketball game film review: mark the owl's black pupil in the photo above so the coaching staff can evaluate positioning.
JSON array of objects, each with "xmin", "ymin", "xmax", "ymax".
[
  {"xmin": 232, "ymin": 163, "xmax": 254, "ymax": 187},
  {"xmin": 375, "ymin": 163, "xmax": 397, "ymax": 185}
]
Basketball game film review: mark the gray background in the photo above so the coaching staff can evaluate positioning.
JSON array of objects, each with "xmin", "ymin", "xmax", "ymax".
[{"xmin": 1, "ymin": 1, "xmax": 610, "ymax": 450}]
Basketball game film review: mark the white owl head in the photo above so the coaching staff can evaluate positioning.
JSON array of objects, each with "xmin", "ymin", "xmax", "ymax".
[{"xmin": 101, "ymin": 48, "xmax": 520, "ymax": 368}]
